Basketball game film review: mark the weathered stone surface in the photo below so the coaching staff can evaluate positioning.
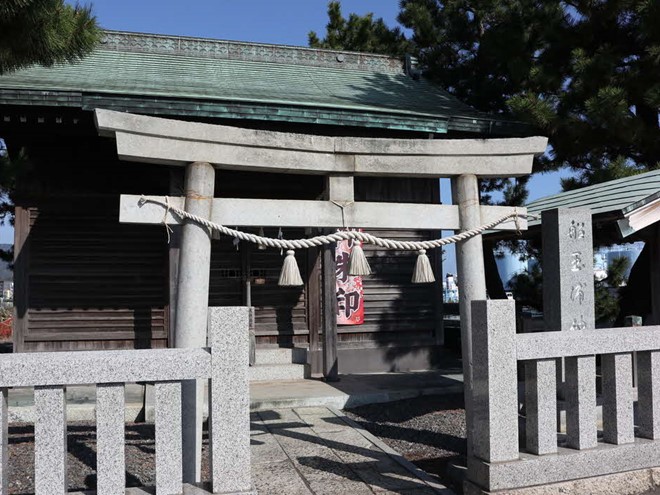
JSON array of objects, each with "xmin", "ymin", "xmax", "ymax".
[
  {"xmin": 96, "ymin": 383, "xmax": 126, "ymax": 495},
  {"xmin": 96, "ymin": 109, "xmax": 546, "ymax": 177},
  {"xmin": 466, "ymin": 465, "xmax": 660, "ymax": 495},
  {"xmin": 208, "ymin": 307, "xmax": 253, "ymax": 494},
  {"xmin": 252, "ymin": 461, "xmax": 313, "ymax": 495},
  {"xmin": 468, "ymin": 438, "xmax": 660, "ymax": 491},
  {"xmin": 542, "ymin": 208, "xmax": 595, "ymax": 333},
  {"xmin": 516, "ymin": 325, "xmax": 660, "ymax": 360},
  {"xmin": 34, "ymin": 386, "xmax": 67, "ymax": 495},
  {"xmin": 155, "ymin": 381, "xmax": 183, "ymax": 494},
  {"xmin": 525, "ymin": 359, "xmax": 558, "ymax": 455},
  {"xmin": 0, "ymin": 347, "xmax": 210, "ymax": 387},
  {"xmin": 564, "ymin": 355, "xmax": 597, "ymax": 450},
  {"xmin": 121, "ymin": 194, "xmax": 527, "ymax": 231},
  {"xmin": 638, "ymin": 350, "xmax": 660, "ymax": 439},
  {"xmin": 471, "ymin": 300, "xmax": 519, "ymax": 463},
  {"xmin": 601, "ymin": 353, "xmax": 634, "ymax": 445},
  {"xmin": 177, "ymin": 161, "xmax": 215, "ymax": 484}
]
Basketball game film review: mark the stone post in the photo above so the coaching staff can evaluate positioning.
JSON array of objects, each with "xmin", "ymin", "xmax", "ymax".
[
  {"xmin": 542, "ymin": 208, "xmax": 597, "ymax": 450},
  {"xmin": 175, "ymin": 161, "xmax": 215, "ymax": 483},
  {"xmin": 451, "ymin": 174, "xmax": 487, "ymax": 458},
  {"xmin": 208, "ymin": 307, "xmax": 253, "ymax": 494}
]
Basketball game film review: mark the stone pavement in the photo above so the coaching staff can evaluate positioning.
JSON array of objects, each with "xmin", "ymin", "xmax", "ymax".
[{"xmin": 251, "ymin": 406, "xmax": 454, "ymax": 495}]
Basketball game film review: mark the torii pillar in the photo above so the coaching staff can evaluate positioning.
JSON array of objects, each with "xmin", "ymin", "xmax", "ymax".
[
  {"xmin": 452, "ymin": 174, "xmax": 487, "ymax": 458},
  {"xmin": 175, "ymin": 162, "xmax": 215, "ymax": 483}
]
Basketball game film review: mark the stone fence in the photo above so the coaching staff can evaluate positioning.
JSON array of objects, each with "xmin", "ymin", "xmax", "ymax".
[
  {"xmin": 0, "ymin": 306, "xmax": 252, "ymax": 495},
  {"xmin": 468, "ymin": 299, "xmax": 660, "ymax": 492}
]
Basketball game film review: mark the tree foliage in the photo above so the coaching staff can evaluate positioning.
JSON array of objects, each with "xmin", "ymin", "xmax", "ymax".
[
  {"xmin": 310, "ymin": 1, "xmax": 660, "ymax": 191},
  {"xmin": 309, "ymin": 1, "xmax": 411, "ymax": 57},
  {"xmin": 0, "ymin": 0, "xmax": 101, "ymax": 75}
]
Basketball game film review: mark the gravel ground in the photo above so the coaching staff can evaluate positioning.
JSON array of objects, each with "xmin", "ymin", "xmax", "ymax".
[
  {"xmin": 5, "ymin": 396, "xmax": 466, "ymax": 493},
  {"xmin": 7, "ymin": 422, "xmax": 212, "ymax": 494},
  {"xmin": 344, "ymin": 393, "xmax": 467, "ymax": 493}
]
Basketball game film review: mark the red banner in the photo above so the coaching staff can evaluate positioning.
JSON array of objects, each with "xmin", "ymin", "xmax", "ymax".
[{"xmin": 335, "ymin": 234, "xmax": 365, "ymax": 325}]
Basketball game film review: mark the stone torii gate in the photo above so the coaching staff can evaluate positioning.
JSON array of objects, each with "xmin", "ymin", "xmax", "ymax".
[{"xmin": 95, "ymin": 109, "xmax": 547, "ymax": 488}]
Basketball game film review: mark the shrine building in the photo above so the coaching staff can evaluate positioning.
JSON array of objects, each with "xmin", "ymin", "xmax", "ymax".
[{"xmin": 0, "ymin": 31, "xmax": 536, "ymax": 374}]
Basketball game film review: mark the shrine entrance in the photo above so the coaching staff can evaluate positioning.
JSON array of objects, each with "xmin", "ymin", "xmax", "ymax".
[{"xmin": 96, "ymin": 108, "xmax": 547, "ymax": 491}]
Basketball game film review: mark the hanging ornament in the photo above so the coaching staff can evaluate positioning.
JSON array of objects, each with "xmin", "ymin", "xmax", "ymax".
[
  {"xmin": 348, "ymin": 242, "xmax": 371, "ymax": 276},
  {"xmin": 412, "ymin": 249, "xmax": 435, "ymax": 283},
  {"xmin": 278, "ymin": 250, "xmax": 303, "ymax": 286}
]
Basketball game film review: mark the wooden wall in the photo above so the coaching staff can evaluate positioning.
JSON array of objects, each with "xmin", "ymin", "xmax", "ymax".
[{"xmin": 8, "ymin": 116, "xmax": 441, "ymax": 354}]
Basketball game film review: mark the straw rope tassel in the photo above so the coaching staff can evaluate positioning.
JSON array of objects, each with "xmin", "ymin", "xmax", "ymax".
[
  {"xmin": 412, "ymin": 249, "xmax": 435, "ymax": 283},
  {"xmin": 348, "ymin": 242, "xmax": 371, "ymax": 276},
  {"xmin": 278, "ymin": 250, "xmax": 304, "ymax": 286}
]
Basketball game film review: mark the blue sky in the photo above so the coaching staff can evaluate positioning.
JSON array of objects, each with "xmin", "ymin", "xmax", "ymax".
[{"xmin": 1, "ymin": 0, "xmax": 571, "ymax": 274}]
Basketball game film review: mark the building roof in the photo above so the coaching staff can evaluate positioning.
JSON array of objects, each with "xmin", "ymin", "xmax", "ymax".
[
  {"xmin": 0, "ymin": 30, "xmax": 530, "ymax": 136},
  {"xmin": 526, "ymin": 169, "xmax": 660, "ymax": 227}
]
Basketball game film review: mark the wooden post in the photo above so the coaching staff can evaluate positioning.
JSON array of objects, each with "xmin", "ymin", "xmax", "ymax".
[
  {"xmin": 322, "ymin": 238, "xmax": 339, "ymax": 381},
  {"xmin": 12, "ymin": 206, "xmax": 30, "ymax": 353},
  {"xmin": 452, "ymin": 174, "xmax": 487, "ymax": 458},
  {"xmin": 175, "ymin": 161, "xmax": 215, "ymax": 483},
  {"xmin": 307, "ymin": 243, "xmax": 322, "ymax": 375}
]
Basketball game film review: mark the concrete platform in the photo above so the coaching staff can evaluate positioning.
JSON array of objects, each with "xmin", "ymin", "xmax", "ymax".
[
  {"xmin": 3, "ymin": 369, "xmax": 464, "ymax": 421},
  {"xmin": 250, "ymin": 370, "xmax": 464, "ymax": 411}
]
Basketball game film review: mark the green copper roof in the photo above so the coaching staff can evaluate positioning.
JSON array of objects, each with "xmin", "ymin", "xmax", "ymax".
[
  {"xmin": 0, "ymin": 31, "xmax": 530, "ymax": 135},
  {"xmin": 526, "ymin": 170, "xmax": 660, "ymax": 225}
]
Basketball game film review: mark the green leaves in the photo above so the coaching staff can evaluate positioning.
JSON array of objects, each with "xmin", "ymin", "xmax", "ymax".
[
  {"xmin": 0, "ymin": 0, "xmax": 102, "ymax": 75},
  {"xmin": 310, "ymin": 0, "xmax": 660, "ymax": 190},
  {"xmin": 308, "ymin": 1, "xmax": 410, "ymax": 56}
]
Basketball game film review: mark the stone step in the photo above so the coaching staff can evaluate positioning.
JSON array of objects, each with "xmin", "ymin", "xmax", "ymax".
[
  {"xmin": 255, "ymin": 347, "xmax": 307, "ymax": 365},
  {"xmin": 249, "ymin": 363, "xmax": 309, "ymax": 382}
]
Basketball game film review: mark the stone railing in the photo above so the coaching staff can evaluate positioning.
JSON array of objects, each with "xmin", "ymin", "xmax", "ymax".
[
  {"xmin": 468, "ymin": 299, "xmax": 660, "ymax": 492},
  {"xmin": 0, "ymin": 306, "xmax": 251, "ymax": 495}
]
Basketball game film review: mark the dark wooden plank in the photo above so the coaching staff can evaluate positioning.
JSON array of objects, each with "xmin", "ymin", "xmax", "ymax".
[
  {"xmin": 306, "ymin": 244, "xmax": 322, "ymax": 374},
  {"xmin": 322, "ymin": 236, "xmax": 339, "ymax": 381},
  {"xmin": 13, "ymin": 206, "xmax": 30, "ymax": 353}
]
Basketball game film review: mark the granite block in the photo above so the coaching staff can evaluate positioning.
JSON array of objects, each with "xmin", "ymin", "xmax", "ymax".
[
  {"xmin": 208, "ymin": 307, "xmax": 253, "ymax": 494},
  {"xmin": 602, "ymin": 353, "xmax": 634, "ymax": 444},
  {"xmin": 541, "ymin": 208, "xmax": 595, "ymax": 333},
  {"xmin": 250, "ymin": 431, "xmax": 289, "ymax": 465},
  {"xmin": 0, "ymin": 388, "xmax": 6, "ymax": 495},
  {"xmin": 155, "ymin": 381, "xmax": 182, "ymax": 494},
  {"xmin": 637, "ymin": 350, "xmax": 660, "ymax": 439},
  {"xmin": 468, "ymin": 437, "xmax": 660, "ymax": 491},
  {"xmin": 565, "ymin": 355, "xmax": 597, "ymax": 450},
  {"xmin": 516, "ymin": 326, "xmax": 660, "ymax": 360},
  {"xmin": 34, "ymin": 386, "xmax": 67, "ymax": 495},
  {"xmin": 0, "ymin": 347, "xmax": 211, "ymax": 388},
  {"xmin": 525, "ymin": 359, "xmax": 558, "ymax": 455},
  {"xmin": 96, "ymin": 383, "xmax": 126, "ymax": 495},
  {"xmin": 471, "ymin": 300, "xmax": 519, "ymax": 462},
  {"xmin": 252, "ymin": 460, "xmax": 313, "ymax": 495}
]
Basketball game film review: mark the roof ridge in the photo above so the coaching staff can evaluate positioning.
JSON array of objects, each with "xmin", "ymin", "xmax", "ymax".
[
  {"xmin": 100, "ymin": 30, "xmax": 405, "ymax": 75},
  {"xmin": 527, "ymin": 169, "xmax": 660, "ymax": 207}
]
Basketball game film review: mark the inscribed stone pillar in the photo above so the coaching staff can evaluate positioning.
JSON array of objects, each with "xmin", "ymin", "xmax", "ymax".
[
  {"xmin": 542, "ymin": 208, "xmax": 597, "ymax": 450},
  {"xmin": 175, "ymin": 161, "xmax": 215, "ymax": 483},
  {"xmin": 452, "ymin": 174, "xmax": 487, "ymax": 458}
]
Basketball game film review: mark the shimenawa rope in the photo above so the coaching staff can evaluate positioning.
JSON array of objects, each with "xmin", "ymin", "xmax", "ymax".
[{"xmin": 140, "ymin": 195, "xmax": 538, "ymax": 285}]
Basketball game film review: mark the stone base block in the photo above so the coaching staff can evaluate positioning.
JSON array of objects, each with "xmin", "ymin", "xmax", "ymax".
[{"xmin": 464, "ymin": 466, "xmax": 660, "ymax": 495}]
